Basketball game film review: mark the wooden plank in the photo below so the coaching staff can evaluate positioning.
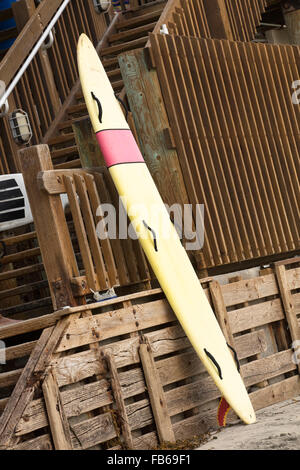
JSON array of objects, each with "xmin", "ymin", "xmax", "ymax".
[
  {"xmin": 42, "ymin": 368, "xmax": 72, "ymax": 450},
  {"xmin": 139, "ymin": 339, "xmax": 175, "ymax": 444},
  {"xmin": 13, "ymin": 434, "xmax": 53, "ymax": 450},
  {"xmin": 74, "ymin": 173, "xmax": 108, "ymax": 290},
  {"xmin": 64, "ymin": 175, "xmax": 98, "ymax": 291},
  {"xmin": 228, "ymin": 297, "xmax": 285, "ymax": 334},
  {"xmin": 202, "ymin": 0, "xmax": 233, "ymax": 39},
  {"xmin": 250, "ymin": 375, "xmax": 300, "ymax": 411},
  {"xmin": 0, "ymin": 327, "xmax": 53, "ymax": 448},
  {"xmin": 286, "ymin": 266, "xmax": 300, "ymax": 290},
  {"xmin": 0, "ymin": 369, "xmax": 22, "ymax": 388},
  {"xmin": 209, "ymin": 281, "xmax": 234, "ymax": 345},
  {"xmin": 105, "ymin": 353, "xmax": 134, "ymax": 449},
  {"xmin": 221, "ymin": 273, "xmax": 279, "ymax": 307},
  {"xmin": 0, "ymin": 0, "xmax": 64, "ymax": 84},
  {"xmin": 62, "ymin": 380, "xmax": 112, "ymax": 418},
  {"xmin": 19, "ymin": 145, "xmax": 80, "ymax": 310},
  {"xmin": 15, "ymin": 398, "xmax": 48, "ymax": 436},
  {"xmin": 52, "ymin": 287, "xmax": 164, "ymax": 318},
  {"xmin": 56, "ymin": 299, "xmax": 175, "ymax": 352},
  {"xmin": 70, "ymin": 412, "xmax": 117, "ymax": 450},
  {"xmin": 275, "ymin": 265, "xmax": 300, "ymax": 374},
  {"xmin": 84, "ymin": 173, "xmax": 118, "ymax": 287}
]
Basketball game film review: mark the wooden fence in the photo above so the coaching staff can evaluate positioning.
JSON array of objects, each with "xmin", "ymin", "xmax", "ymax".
[
  {"xmin": 144, "ymin": 34, "xmax": 300, "ymax": 269},
  {"xmin": 18, "ymin": 145, "xmax": 150, "ymax": 310},
  {"xmin": 0, "ymin": 257, "xmax": 299, "ymax": 449},
  {"xmin": 148, "ymin": 0, "xmax": 268, "ymax": 47}
]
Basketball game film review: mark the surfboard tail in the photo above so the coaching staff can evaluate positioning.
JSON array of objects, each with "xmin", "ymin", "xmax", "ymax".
[{"xmin": 218, "ymin": 397, "xmax": 231, "ymax": 427}]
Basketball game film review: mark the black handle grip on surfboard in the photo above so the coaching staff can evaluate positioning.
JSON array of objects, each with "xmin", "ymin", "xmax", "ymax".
[{"xmin": 204, "ymin": 348, "xmax": 223, "ymax": 380}]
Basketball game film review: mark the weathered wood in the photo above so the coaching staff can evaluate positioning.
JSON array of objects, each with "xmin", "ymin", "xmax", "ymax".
[
  {"xmin": 56, "ymin": 299, "xmax": 175, "ymax": 352},
  {"xmin": 0, "ymin": 327, "xmax": 53, "ymax": 448},
  {"xmin": 139, "ymin": 338, "xmax": 175, "ymax": 444},
  {"xmin": 64, "ymin": 174, "xmax": 99, "ymax": 291},
  {"xmin": 221, "ymin": 273, "xmax": 279, "ymax": 307},
  {"xmin": 105, "ymin": 353, "xmax": 134, "ymax": 449},
  {"xmin": 42, "ymin": 368, "xmax": 72, "ymax": 450},
  {"xmin": 13, "ymin": 434, "xmax": 53, "ymax": 450},
  {"xmin": 202, "ymin": 0, "xmax": 233, "ymax": 40},
  {"xmin": 275, "ymin": 264, "xmax": 300, "ymax": 374},
  {"xmin": 18, "ymin": 145, "xmax": 80, "ymax": 310},
  {"xmin": 209, "ymin": 280, "xmax": 234, "ymax": 346},
  {"xmin": 228, "ymin": 297, "xmax": 285, "ymax": 335},
  {"xmin": 70, "ymin": 412, "xmax": 117, "ymax": 450},
  {"xmin": 119, "ymin": 48, "xmax": 190, "ymax": 212}
]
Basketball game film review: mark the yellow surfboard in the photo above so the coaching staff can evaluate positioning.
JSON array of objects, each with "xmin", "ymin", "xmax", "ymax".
[{"xmin": 77, "ymin": 34, "xmax": 256, "ymax": 426}]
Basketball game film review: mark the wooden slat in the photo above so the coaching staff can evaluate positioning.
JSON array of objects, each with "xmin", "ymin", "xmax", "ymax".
[
  {"xmin": 74, "ymin": 174, "xmax": 108, "ymax": 290},
  {"xmin": 42, "ymin": 369, "xmax": 72, "ymax": 450},
  {"xmin": 139, "ymin": 339, "xmax": 175, "ymax": 444},
  {"xmin": 105, "ymin": 354, "xmax": 134, "ymax": 449},
  {"xmin": 70, "ymin": 412, "xmax": 117, "ymax": 449},
  {"xmin": 275, "ymin": 265, "xmax": 300, "ymax": 374},
  {"xmin": 64, "ymin": 175, "xmax": 98, "ymax": 291},
  {"xmin": 56, "ymin": 298, "xmax": 175, "ymax": 352},
  {"xmin": 84, "ymin": 173, "xmax": 118, "ymax": 287}
]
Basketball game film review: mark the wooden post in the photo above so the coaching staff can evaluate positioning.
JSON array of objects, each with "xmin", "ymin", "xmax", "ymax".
[
  {"xmin": 209, "ymin": 280, "xmax": 234, "ymax": 347},
  {"xmin": 202, "ymin": 0, "xmax": 233, "ymax": 40},
  {"xmin": 72, "ymin": 117, "xmax": 106, "ymax": 168},
  {"xmin": 139, "ymin": 338, "xmax": 175, "ymax": 445},
  {"xmin": 42, "ymin": 368, "xmax": 72, "ymax": 450},
  {"xmin": 105, "ymin": 353, "xmax": 134, "ymax": 449},
  {"xmin": 275, "ymin": 264, "xmax": 300, "ymax": 374},
  {"xmin": 18, "ymin": 145, "xmax": 80, "ymax": 310}
]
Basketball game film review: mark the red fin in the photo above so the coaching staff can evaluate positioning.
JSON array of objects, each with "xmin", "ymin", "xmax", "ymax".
[{"xmin": 217, "ymin": 397, "xmax": 231, "ymax": 427}]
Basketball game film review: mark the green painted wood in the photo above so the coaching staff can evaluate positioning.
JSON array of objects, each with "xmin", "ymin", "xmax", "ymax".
[
  {"xmin": 118, "ymin": 48, "xmax": 190, "ymax": 211},
  {"xmin": 72, "ymin": 117, "xmax": 106, "ymax": 168}
]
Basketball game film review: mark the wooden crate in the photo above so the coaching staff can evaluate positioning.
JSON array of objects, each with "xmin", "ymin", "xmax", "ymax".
[{"xmin": 0, "ymin": 259, "xmax": 299, "ymax": 450}]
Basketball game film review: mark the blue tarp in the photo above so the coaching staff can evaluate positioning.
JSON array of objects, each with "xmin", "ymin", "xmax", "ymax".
[{"xmin": 0, "ymin": 0, "xmax": 18, "ymax": 50}]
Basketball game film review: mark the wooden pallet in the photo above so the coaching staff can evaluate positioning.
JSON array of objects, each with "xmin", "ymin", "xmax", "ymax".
[{"xmin": 0, "ymin": 257, "xmax": 299, "ymax": 449}]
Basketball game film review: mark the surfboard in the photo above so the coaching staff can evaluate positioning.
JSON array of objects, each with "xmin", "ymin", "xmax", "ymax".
[{"xmin": 77, "ymin": 34, "xmax": 256, "ymax": 425}]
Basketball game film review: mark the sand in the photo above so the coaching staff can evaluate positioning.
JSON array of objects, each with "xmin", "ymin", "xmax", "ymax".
[{"xmin": 198, "ymin": 397, "xmax": 300, "ymax": 450}]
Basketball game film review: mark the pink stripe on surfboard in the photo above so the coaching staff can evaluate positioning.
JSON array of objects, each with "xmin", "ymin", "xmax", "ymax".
[{"xmin": 96, "ymin": 129, "xmax": 145, "ymax": 167}]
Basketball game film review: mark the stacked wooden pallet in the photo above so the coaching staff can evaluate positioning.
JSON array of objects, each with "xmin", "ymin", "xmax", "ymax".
[{"xmin": 0, "ymin": 258, "xmax": 299, "ymax": 449}]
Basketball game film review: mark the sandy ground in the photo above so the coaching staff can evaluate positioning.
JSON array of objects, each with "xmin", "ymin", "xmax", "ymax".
[{"xmin": 198, "ymin": 397, "xmax": 300, "ymax": 450}]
